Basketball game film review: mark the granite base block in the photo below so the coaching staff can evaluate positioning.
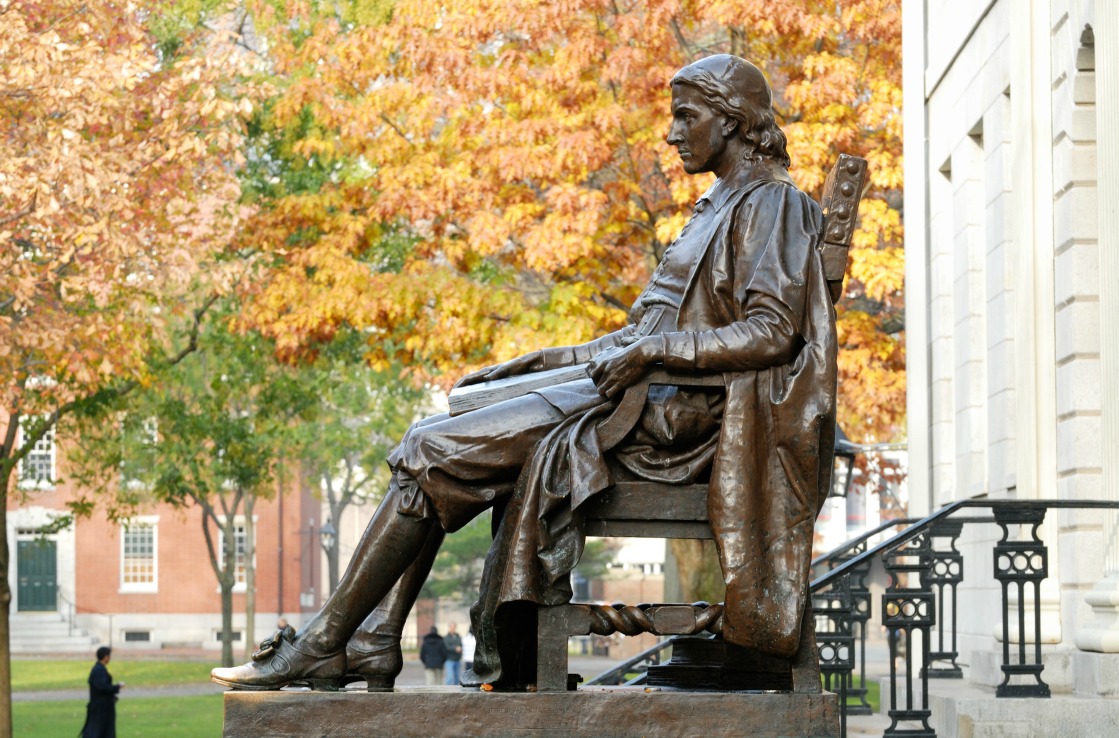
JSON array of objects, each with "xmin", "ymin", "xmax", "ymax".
[{"xmin": 222, "ymin": 686, "xmax": 840, "ymax": 738}]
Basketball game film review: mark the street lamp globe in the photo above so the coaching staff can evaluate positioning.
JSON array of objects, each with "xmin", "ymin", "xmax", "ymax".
[
  {"xmin": 319, "ymin": 518, "xmax": 337, "ymax": 553},
  {"xmin": 831, "ymin": 425, "xmax": 859, "ymax": 499}
]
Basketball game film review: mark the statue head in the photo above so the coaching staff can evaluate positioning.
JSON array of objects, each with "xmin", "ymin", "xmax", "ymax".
[{"xmin": 669, "ymin": 54, "xmax": 790, "ymax": 171}]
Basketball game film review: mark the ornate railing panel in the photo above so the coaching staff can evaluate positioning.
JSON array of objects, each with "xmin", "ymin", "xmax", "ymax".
[
  {"xmin": 809, "ymin": 499, "xmax": 1119, "ymax": 738},
  {"xmin": 880, "ymin": 528, "xmax": 936, "ymax": 737},
  {"xmin": 991, "ymin": 505, "xmax": 1050, "ymax": 698},
  {"xmin": 584, "ymin": 500, "xmax": 1118, "ymax": 738},
  {"xmin": 925, "ymin": 520, "xmax": 966, "ymax": 678}
]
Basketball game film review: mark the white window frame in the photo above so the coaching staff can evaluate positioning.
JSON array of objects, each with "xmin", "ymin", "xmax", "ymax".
[
  {"xmin": 218, "ymin": 516, "xmax": 256, "ymax": 593},
  {"xmin": 17, "ymin": 420, "xmax": 56, "ymax": 490},
  {"xmin": 119, "ymin": 516, "xmax": 159, "ymax": 593}
]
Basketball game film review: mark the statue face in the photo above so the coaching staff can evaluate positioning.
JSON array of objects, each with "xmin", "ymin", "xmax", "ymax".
[{"xmin": 666, "ymin": 83, "xmax": 730, "ymax": 175}]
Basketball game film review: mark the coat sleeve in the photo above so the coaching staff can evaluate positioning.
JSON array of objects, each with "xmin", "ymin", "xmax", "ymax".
[
  {"xmin": 539, "ymin": 324, "xmax": 637, "ymax": 369},
  {"xmin": 660, "ymin": 182, "xmax": 820, "ymax": 372}
]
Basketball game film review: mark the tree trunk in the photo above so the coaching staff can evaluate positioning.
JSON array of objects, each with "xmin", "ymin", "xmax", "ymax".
[
  {"xmin": 0, "ymin": 469, "xmax": 12, "ymax": 738},
  {"xmin": 327, "ymin": 499, "xmax": 341, "ymax": 596},
  {"xmin": 0, "ymin": 418, "xmax": 20, "ymax": 738},
  {"xmin": 220, "ymin": 577, "xmax": 235, "ymax": 668},
  {"xmin": 669, "ymin": 538, "xmax": 725, "ymax": 604},
  {"xmin": 243, "ymin": 494, "xmax": 256, "ymax": 660},
  {"xmin": 327, "ymin": 545, "xmax": 339, "ymax": 596},
  {"xmin": 220, "ymin": 518, "xmax": 237, "ymax": 668}
]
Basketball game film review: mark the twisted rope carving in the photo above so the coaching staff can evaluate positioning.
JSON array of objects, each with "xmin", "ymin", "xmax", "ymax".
[
  {"xmin": 582, "ymin": 602, "xmax": 724, "ymax": 637},
  {"xmin": 694, "ymin": 603, "xmax": 724, "ymax": 634}
]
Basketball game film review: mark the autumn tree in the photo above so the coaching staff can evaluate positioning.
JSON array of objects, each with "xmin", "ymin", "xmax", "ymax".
[
  {"xmin": 225, "ymin": 1, "xmax": 904, "ymax": 606},
  {"xmin": 287, "ymin": 337, "xmax": 431, "ymax": 593},
  {"xmin": 67, "ymin": 311, "xmax": 311, "ymax": 667},
  {"xmin": 0, "ymin": 1, "xmax": 254, "ymax": 726},
  {"xmin": 237, "ymin": 0, "xmax": 904, "ymax": 445}
]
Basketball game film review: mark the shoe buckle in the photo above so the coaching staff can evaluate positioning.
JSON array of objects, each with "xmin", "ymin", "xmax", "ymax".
[{"xmin": 252, "ymin": 628, "xmax": 292, "ymax": 662}]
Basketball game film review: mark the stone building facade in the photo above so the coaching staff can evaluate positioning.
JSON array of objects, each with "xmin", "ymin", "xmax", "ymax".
[{"xmin": 904, "ymin": 0, "xmax": 1119, "ymax": 729}]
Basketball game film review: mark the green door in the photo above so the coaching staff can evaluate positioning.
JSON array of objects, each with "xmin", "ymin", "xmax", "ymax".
[{"xmin": 17, "ymin": 539, "xmax": 57, "ymax": 611}]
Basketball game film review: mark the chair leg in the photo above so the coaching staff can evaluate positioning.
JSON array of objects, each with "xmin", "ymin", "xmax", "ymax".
[
  {"xmin": 791, "ymin": 600, "xmax": 822, "ymax": 694},
  {"xmin": 536, "ymin": 606, "xmax": 572, "ymax": 692}
]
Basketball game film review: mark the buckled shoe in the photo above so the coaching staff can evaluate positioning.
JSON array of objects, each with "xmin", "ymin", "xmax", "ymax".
[
  {"xmin": 211, "ymin": 628, "xmax": 345, "ymax": 691},
  {"xmin": 343, "ymin": 633, "xmax": 403, "ymax": 691}
]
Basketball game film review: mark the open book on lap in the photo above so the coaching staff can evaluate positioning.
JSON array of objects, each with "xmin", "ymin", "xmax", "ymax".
[{"xmin": 447, "ymin": 364, "xmax": 591, "ymax": 416}]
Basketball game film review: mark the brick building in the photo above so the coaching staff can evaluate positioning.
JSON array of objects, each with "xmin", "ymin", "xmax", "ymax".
[{"xmin": 6, "ymin": 418, "xmax": 322, "ymax": 653}]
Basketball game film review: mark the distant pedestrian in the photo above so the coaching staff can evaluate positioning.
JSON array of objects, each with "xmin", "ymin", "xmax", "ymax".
[
  {"xmin": 443, "ymin": 622, "xmax": 463, "ymax": 685},
  {"xmin": 80, "ymin": 646, "xmax": 123, "ymax": 738},
  {"xmin": 461, "ymin": 628, "xmax": 476, "ymax": 674},
  {"xmin": 419, "ymin": 626, "xmax": 447, "ymax": 686}
]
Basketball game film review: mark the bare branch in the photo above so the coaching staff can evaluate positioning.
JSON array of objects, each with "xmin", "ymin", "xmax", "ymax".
[
  {"xmin": 0, "ymin": 192, "xmax": 37, "ymax": 229},
  {"xmin": 669, "ymin": 18, "xmax": 697, "ymax": 59},
  {"xmin": 597, "ymin": 291, "xmax": 629, "ymax": 312},
  {"xmin": 0, "ymin": 409, "xmax": 20, "ymax": 463},
  {"xmin": 379, "ymin": 114, "xmax": 414, "ymax": 147}
]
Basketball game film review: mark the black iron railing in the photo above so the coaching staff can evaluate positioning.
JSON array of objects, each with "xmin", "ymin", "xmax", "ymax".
[
  {"xmin": 812, "ymin": 517, "xmax": 919, "ymax": 721},
  {"xmin": 583, "ymin": 633, "xmax": 678, "ymax": 686},
  {"xmin": 810, "ymin": 499, "xmax": 1119, "ymax": 737},
  {"xmin": 585, "ymin": 499, "xmax": 1118, "ymax": 738}
]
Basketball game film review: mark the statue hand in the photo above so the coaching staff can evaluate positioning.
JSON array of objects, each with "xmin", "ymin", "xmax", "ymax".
[
  {"xmin": 453, "ymin": 351, "xmax": 545, "ymax": 389},
  {"xmin": 588, "ymin": 338, "xmax": 659, "ymax": 398}
]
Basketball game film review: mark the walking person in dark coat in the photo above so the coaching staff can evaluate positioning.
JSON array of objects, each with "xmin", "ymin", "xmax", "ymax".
[
  {"xmin": 81, "ymin": 646, "xmax": 123, "ymax": 738},
  {"xmin": 419, "ymin": 626, "xmax": 447, "ymax": 686}
]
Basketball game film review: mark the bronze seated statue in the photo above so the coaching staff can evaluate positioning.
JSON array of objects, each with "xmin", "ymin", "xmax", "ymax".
[{"xmin": 212, "ymin": 53, "xmax": 845, "ymax": 693}]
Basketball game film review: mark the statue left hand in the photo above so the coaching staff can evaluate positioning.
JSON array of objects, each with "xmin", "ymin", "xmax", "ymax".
[
  {"xmin": 588, "ymin": 337, "xmax": 660, "ymax": 398},
  {"xmin": 453, "ymin": 351, "xmax": 545, "ymax": 390}
]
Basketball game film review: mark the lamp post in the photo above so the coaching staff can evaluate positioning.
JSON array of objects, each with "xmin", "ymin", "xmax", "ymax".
[
  {"xmin": 319, "ymin": 518, "xmax": 338, "ymax": 596},
  {"xmin": 831, "ymin": 425, "xmax": 859, "ymax": 499}
]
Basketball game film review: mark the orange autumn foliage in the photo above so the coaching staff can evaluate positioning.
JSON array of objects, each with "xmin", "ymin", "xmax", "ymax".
[
  {"xmin": 0, "ymin": 2, "xmax": 258, "ymax": 733},
  {"xmin": 240, "ymin": 0, "xmax": 904, "ymax": 442},
  {"xmin": 1, "ymin": 1, "xmax": 255, "ymax": 413}
]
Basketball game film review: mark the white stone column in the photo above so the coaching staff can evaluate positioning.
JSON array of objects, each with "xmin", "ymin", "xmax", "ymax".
[
  {"xmin": 1006, "ymin": 0, "xmax": 1062, "ymax": 646},
  {"xmin": 1076, "ymin": 0, "xmax": 1119, "ymax": 655},
  {"xmin": 902, "ymin": 0, "xmax": 931, "ymax": 518}
]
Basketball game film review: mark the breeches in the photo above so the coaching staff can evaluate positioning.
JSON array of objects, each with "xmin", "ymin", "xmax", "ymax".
[{"xmin": 390, "ymin": 393, "xmax": 567, "ymax": 532}]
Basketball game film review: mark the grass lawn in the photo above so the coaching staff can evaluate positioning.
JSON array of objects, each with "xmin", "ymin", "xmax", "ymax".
[
  {"xmin": 847, "ymin": 679, "xmax": 880, "ymax": 712},
  {"xmin": 12, "ymin": 660, "xmax": 218, "ymax": 692},
  {"xmin": 14, "ymin": 694, "xmax": 224, "ymax": 738}
]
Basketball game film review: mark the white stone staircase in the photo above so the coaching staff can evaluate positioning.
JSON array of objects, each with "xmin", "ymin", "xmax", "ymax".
[{"xmin": 10, "ymin": 612, "xmax": 99, "ymax": 654}]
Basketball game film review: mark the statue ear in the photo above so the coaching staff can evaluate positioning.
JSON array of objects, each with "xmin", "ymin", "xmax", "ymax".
[{"xmin": 721, "ymin": 116, "xmax": 738, "ymax": 138}]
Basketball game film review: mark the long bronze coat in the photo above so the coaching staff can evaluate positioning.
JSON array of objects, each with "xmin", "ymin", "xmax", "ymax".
[{"xmin": 468, "ymin": 159, "xmax": 838, "ymax": 684}]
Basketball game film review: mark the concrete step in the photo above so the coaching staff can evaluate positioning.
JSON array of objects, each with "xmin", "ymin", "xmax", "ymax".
[
  {"xmin": 10, "ymin": 613, "xmax": 97, "ymax": 654},
  {"xmin": 874, "ymin": 665, "xmax": 1119, "ymax": 738}
]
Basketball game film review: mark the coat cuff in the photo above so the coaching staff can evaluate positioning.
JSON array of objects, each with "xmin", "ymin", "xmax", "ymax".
[
  {"xmin": 662, "ymin": 332, "xmax": 696, "ymax": 370},
  {"xmin": 540, "ymin": 347, "xmax": 575, "ymax": 370}
]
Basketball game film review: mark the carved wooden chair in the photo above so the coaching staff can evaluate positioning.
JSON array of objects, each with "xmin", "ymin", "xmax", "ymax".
[{"xmin": 532, "ymin": 154, "xmax": 868, "ymax": 693}]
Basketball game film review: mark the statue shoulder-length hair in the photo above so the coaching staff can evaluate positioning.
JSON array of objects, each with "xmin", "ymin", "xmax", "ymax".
[{"xmin": 671, "ymin": 54, "xmax": 791, "ymax": 169}]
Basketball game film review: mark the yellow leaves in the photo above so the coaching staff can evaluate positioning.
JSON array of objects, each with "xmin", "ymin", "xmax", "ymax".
[
  {"xmin": 655, "ymin": 212, "xmax": 689, "ymax": 245},
  {"xmin": 234, "ymin": 0, "xmax": 904, "ymax": 441},
  {"xmin": 1, "ymin": 0, "xmax": 255, "ymax": 409}
]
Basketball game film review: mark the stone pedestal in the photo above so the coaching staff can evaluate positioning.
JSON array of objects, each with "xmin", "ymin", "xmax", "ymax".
[{"xmin": 222, "ymin": 687, "xmax": 839, "ymax": 738}]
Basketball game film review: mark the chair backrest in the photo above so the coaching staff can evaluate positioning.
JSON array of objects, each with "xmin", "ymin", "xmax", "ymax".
[{"xmin": 818, "ymin": 154, "xmax": 868, "ymax": 304}]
